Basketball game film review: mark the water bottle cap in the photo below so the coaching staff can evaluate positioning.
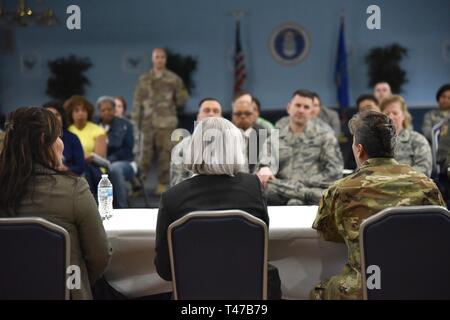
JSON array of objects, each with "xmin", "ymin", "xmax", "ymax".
[{"xmin": 102, "ymin": 174, "xmax": 108, "ymax": 178}]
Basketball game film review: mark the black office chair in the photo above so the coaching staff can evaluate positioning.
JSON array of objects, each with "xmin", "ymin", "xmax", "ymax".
[
  {"xmin": 360, "ymin": 206, "xmax": 450, "ymax": 300},
  {"xmin": 168, "ymin": 210, "xmax": 268, "ymax": 300},
  {"xmin": 0, "ymin": 217, "xmax": 70, "ymax": 300}
]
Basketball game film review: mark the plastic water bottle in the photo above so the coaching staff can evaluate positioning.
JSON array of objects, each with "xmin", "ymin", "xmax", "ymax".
[{"xmin": 98, "ymin": 174, "xmax": 113, "ymax": 220}]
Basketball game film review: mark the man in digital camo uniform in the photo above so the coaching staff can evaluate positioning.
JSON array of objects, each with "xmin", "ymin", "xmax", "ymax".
[
  {"xmin": 257, "ymin": 89, "xmax": 343, "ymax": 205},
  {"xmin": 132, "ymin": 48, "xmax": 189, "ymax": 195},
  {"xmin": 310, "ymin": 111, "xmax": 445, "ymax": 300}
]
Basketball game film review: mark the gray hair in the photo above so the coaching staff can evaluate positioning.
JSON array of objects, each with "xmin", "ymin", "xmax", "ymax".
[
  {"xmin": 184, "ymin": 117, "xmax": 246, "ymax": 176},
  {"xmin": 96, "ymin": 96, "xmax": 116, "ymax": 109}
]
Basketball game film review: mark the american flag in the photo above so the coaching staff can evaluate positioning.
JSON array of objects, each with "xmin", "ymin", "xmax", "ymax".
[{"xmin": 234, "ymin": 19, "xmax": 246, "ymax": 95}]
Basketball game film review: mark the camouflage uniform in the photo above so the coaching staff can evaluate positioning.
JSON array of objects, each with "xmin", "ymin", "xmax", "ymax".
[
  {"xmin": 310, "ymin": 158, "xmax": 445, "ymax": 300},
  {"xmin": 395, "ymin": 129, "xmax": 432, "ymax": 177},
  {"xmin": 275, "ymin": 116, "xmax": 334, "ymax": 134},
  {"xmin": 422, "ymin": 109, "xmax": 450, "ymax": 141},
  {"xmin": 259, "ymin": 120, "xmax": 343, "ymax": 205},
  {"xmin": 132, "ymin": 69, "xmax": 189, "ymax": 186},
  {"xmin": 437, "ymin": 119, "xmax": 450, "ymax": 172},
  {"xmin": 318, "ymin": 106, "xmax": 341, "ymax": 137}
]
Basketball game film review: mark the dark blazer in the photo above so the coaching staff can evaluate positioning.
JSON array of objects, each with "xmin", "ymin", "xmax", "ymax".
[
  {"xmin": 98, "ymin": 117, "xmax": 134, "ymax": 162},
  {"xmin": 155, "ymin": 172, "xmax": 269, "ymax": 281},
  {"xmin": 62, "ymin": 129, "xmax": 85, "ymax": 176}
]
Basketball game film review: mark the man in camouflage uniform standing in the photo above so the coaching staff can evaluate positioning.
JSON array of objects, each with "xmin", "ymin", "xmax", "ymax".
[
  {"xmin": 311, "ymin": 111, "xmax": 444, "ymax": 300},
  {"xmin": 132, "ymin": 48, "xmax": 189, "ymax": 195},
  {"xmin": 256, "ymin": 89, "xmax": 343, "ymax": 205}
]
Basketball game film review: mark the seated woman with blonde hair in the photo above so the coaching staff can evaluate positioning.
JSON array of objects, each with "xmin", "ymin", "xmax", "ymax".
[
  {"xmin": 0, "ymin": 107, "xmax": 110, "ymax": 299},
  {"xmin": 380, "ymin": 95, "xmax": 432, "ymax": 176},
  {"xmin": 154, "ymin": 117, "xmax": 282, "ymax": 299}
]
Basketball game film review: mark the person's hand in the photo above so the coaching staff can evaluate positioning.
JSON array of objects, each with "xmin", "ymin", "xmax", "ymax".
[
  {"xmin": 256, "ymin": 167, "xmax": 275, "ymax": 189},
  {"xmin": 85, "ymin": 154, "xmax": 94, "ymax": 163}
]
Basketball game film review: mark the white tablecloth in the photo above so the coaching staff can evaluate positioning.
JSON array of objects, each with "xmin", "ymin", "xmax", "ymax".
[{"xmin": 103, "ymin": 206, "xmax": 347, "ymax": 299}]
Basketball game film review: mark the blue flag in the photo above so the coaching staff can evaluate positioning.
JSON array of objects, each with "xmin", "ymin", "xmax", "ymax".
[{"xmin": 335, "ymin": 18, "xmax": 350, "ymax": 108}]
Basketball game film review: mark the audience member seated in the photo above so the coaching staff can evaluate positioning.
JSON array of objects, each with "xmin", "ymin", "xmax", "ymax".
[
  {"xmin": 0, "ymin": 107, "xmax": 111, "ymax": 300},
  {"xmin": 64, "ymin": 95, "xmax": 108, "ymax": 198},
  {"xmin": 380, "ymin": 95, "xmax": 432, "ymax": 177},
  {"xmin": 43, "ymin": 101, "xmax": 85, "ymax": 176},
  {"xmin": 373, "ymin": 81, "xmax": 392, "ymax": 103},
  {"xmin": 232, "ymin": 92, "xmax": 272, "ymax": 173},
  {"xmin": 422, "ymin": 83, "xmax": 450, "ymax": 141},
  {"xmin": 275, "ymin": 93, "xmax": 335, "ymax": 135},
  {"xmin": 155, "ymin": 117, "xmax": 282, "ymax": 299},
  {"xmin": 312, "ymin": 92, "xmax": 341, "ymax": 137},
  {"xmin": 257, "ymin": 89, "xmax": 343, "ymax": 205},
  {"xmin": 356, "ymin": 94, "xmax": 380, "ymax": 113},
  {"xmin": 96, "ymin": 96, "xmax": 136, "ymax": 208},
  {"xmin": 343, "ymin": 94, "xmax": 382, "ymax": 170},
  {"xmin": 252, "ymin": 96, "xmax": 274, "ymax": 130},
  {"xmin": 310, "ymin": 111, "xmax": 444, "ymax": 300},
  {"xmin": 114, "ymin": 96, "xmax": 131, "ymax": 120},
  {"xmin": 170, "ymin": 97, "xmax": 222, "ymax": 187}
]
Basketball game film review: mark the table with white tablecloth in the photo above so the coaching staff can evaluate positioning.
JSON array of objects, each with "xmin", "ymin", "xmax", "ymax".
[{"xmin": 103, "ymin": 206, "xmax": 347, "ymax": 300}]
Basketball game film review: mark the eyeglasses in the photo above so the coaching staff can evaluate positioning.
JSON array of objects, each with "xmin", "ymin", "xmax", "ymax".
[{"xmin": 233, "ymin": 111, "xmax": 253, "ymax": 117}]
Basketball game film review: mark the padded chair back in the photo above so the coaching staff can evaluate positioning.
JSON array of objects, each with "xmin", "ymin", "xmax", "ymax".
[
  {"xmin": 0, "ymin": 217, "xmax": 70, "ymax": 299},
  {"xmin": 360, "ymin": 206, "xmax": 450, "ymax": 299},
  {"xmin": 168, "ymin": 210, "xmax": 268, "ymax": 300}
]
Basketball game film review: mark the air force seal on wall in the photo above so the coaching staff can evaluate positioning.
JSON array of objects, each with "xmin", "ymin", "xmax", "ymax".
[{"xmin": 269, "ymin": 22, "xmax": 311, "ymax": 65}]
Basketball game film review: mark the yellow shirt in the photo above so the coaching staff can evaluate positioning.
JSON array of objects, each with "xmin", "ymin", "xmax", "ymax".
[{"xmin": 68, "ymin": 122, "xmax": 106, "ymax": 156}]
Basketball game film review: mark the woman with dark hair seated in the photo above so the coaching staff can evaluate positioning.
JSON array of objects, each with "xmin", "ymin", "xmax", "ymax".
[
  {"xmin": 64, "ymin": 95, "xmax": 108, "ymax": 197},
  {"xmin": 43, "ymin": 101, "xmax": 85, "ymax": 176},
  {"xmin": 155, "ymin": 117, "xmax": 282, "ymax": 299},
  {"xmin": 0, "ymin": 107, "xmax": 111, "ymax": 300}
]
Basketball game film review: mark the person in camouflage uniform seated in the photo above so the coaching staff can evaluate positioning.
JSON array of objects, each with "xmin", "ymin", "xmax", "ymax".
[
  {"xmin": 421, "ymin": 83, "xmax": 450, "ymax": 141},
  {"xmin": 257, "ymin": 89, "xmax": 343, "ymax": 205},
  {"xmin": 132, "ymin": 48, "xmax": 189, "ymax": 195},
  {"xmin": 274, "ymin": 92, "xmax": 336, "ymax": 136},
  {"xmin": 310, "ymin": 111, "xmax": 445, "ymax": 300},
  {"xmin": 312, "ymin": 92, "xmax": 341, "ymax": 138},
  {"xmin": 170, "ymin": 98, "xmax": 222, "ymax": 187},
  {"xmin": 380, "ymin": 95, "xmax": 432, "ymax": 177}
]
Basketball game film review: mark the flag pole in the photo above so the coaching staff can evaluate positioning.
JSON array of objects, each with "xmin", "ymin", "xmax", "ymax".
[{"xmin": 232, "ymin": 10, "xmax": 247, "ymax": 96}]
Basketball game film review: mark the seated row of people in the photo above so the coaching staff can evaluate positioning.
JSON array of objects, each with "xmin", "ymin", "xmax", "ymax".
[
  {"xmin": 44, "ymin": 96, "xmax": 136, "ymax": 208},
  {"xmin": 170, "ymin": 88, "xmax": 437, "ymax": 207}
]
